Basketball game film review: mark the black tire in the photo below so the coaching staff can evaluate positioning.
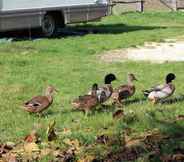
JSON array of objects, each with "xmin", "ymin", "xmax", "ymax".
[{"xmin": 41, "ymin": 14, "xmax": 57, "ymax": 37}]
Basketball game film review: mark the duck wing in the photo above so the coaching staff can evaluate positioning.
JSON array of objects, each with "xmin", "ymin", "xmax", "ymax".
[
  {"xmin": 114, "ymin": 85, "xmax": 134, "ymax": 99},
  {"xmin": 72, "ymin": 95, "xmax": 97, "ymax": 109},
  {"xmin": 78, "ymin": 95, "xmax": 94, "ymax": 101},
  {"xmin": 88, "ymin": 85, "xmax": 112, "ymax": 103},
  {"xmin": 97, "ymin": 85, "xmax": 113, "ymax": 103},
  {"xmin": 118, "ymin": 89, "xmax": 131, "ymax": 99},
  {"xmin": 143, "ymin": 84, "xmax": 165, "ymax": 97},
  {"xmin": 148, "ymin": 84, "xmax": 175, "ymax": 100},
  {"xmin": 23, "ymin": 96, "xmax": 50, "ymax": 113}
]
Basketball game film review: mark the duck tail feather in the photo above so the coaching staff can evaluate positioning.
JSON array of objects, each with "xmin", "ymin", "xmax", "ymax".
[{"xmin": 143, "ymin": 90, "xmax": 151, "ymax": 97}]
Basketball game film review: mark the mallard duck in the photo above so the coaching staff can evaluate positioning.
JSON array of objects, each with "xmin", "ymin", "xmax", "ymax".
[
  {"xmin": 72, "ymin": 83, "xmax": 99, "ymax": 115},
  {"xmin": 112, "ymin": 73, "xmax": 137, "ymax": 106},
  {"xmin": 23, "ymin": 86, "xmax": 57, "ymax": 114},
  {"xmin": 88, "ymin": 73, "xmax": 117, "ymax": 104},
  {"xmin": 143, "ymin": 73, "xmax": 176, "ymax": 104}
]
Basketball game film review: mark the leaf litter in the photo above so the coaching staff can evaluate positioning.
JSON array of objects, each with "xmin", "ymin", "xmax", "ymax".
[{"xmin": 1, "ymin": 119, "xmax": 184, "ymax": 162}]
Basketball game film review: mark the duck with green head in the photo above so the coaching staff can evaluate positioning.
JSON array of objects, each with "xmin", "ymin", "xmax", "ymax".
[
  {"xmin": 143, "ymin": 73, "xmax": 176, "ymax": 104},
  {"xmin": 89, "ymin": 73, "xmax": 117, "ymax": 104}
]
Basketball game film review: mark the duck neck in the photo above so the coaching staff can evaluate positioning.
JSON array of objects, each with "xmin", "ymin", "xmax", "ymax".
[
  {"xmin": 127, "ymin": 78, "xmax": 134, "ymax": 86},
  {"xmin": 166, "ymin": 79, "xmax": 172, "ymax": 84},
  {"xmin": 105, "ymin": 77, "xmax": 112, "ymax": 84},
  {"xmin": 45, "ymin": 91, "xmax": 53, "ymax": 103},
  {"xmin": 92, "ymin": 91, "xmax": 97, "ymax": 97},
  {"xmin": 107, "ymin": 84, "xmax": 113, "ymax": 94},
  {"xmin": 46, "ymin": 95, "xmax": 53, "ymax": 103},
  {"xmin": 105, "ymin": 80, "xmax": 111, "ymax": 84}
]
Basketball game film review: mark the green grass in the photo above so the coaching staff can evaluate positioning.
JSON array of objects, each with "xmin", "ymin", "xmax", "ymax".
[{"xmin": 1, "ymin": 12, "xmax": 184, "ymax": 161}]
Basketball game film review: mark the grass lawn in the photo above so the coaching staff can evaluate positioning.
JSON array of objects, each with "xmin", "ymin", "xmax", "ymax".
[{"xmin": 1, "ymin": 12, "xmax": 184, "ymax": 161}]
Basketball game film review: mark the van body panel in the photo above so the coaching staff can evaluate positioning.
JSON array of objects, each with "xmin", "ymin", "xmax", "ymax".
[{"xmin": 0, "ymin": 0, "xmax": 111, "ymax": 32}]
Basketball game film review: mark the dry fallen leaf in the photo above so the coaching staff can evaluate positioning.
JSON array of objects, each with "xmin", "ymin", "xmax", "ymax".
[
  {"xmin": 24, "ymin": 143, "xmax": 40, "ymax": 154},
  {"xmin": 24, "ymin": 130, "xmax": 39, "ymax": 143},
  {"xmin": 3, "ymin": 153, "xmax": 18, "ymax": 162},
  {"xmin": 63, "ymin": 138, "xmax": 81, "ymax": 154},
  {"xmin": 47, "ymin": 120, "xmax": 57, "ymax": 141},
  {"xmin": 62, "ymin": 128, "xmax": 72, "ymax": 135},
  {"xmin": 54, "ymin": 148, "xmax": 76, "ymax": 162},
  {"xmin": 63, "ymin": 139, "xmax": 80, "ymax": 148},
  {"xmin": 113, "ymin": 110, "xmax": 124, "ymax": 119},
  {"xmin": 160, "ymin": 153, "xmax": 184, "ymax": 162},
  {"xmin": 176, "ymin": 115, "xmax": 184, "ymax": 121},
  {"xmin": 77, "ymin": 155, "xmax": 95, "ymax": 162},
  {"xmin": 174, "ymin": 153, "xmax": 184, "ymax": 160},
  {"xmin": 96, "ymin": 135, "xmax": 109, "ymax": 144},
  {"xmin": 0, "ymin": 143, "xmax": 14, "ymax": 157}
]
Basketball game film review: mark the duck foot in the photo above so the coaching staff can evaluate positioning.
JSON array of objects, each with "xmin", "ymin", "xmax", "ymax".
[{"xmin": 150, "ymin": 98, "xmax": 158, "ymax": 105}]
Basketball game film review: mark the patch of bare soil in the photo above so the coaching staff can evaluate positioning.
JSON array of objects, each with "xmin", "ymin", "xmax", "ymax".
[{"xmin": 100, "ymin": 39, "xmax": 184, "ymax": 63}]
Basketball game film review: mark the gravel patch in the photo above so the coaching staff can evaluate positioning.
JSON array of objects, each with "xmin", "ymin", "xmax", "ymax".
[{"xmin": 100, "ymin": 40, "xmax": 184, "ymax": 63}]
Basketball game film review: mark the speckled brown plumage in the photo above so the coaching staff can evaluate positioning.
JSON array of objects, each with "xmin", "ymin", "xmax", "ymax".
[
  {"xmin": 72, "ymin": 83, "xmax": 99, "ymax": 115},
  {"xmin": 23, "ymin": 86, "xmax": 57, "ymax": 114},
  {"xmin": 112, "ymin": 74, "xmax": 137, "ymax": 106}
]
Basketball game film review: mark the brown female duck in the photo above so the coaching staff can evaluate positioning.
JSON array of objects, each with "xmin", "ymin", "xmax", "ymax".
[
  {"xmin": 72, "ymin": 83, "xmax": 99, "ymax": 115},
  {"xmin": 112, "ymin": 73, "xmax": 137, "ymax": 106},
  {"xmin": 23, "ymin": 86, "xmax": 57, "ymax": 114}
]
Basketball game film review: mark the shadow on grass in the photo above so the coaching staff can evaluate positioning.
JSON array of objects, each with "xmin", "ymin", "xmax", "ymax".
[
  {"xmin": 102, "ymin": 107, "xmax": 184, "ymax": 162},
  {"xmin": 95, "ymin": 104, "xmax": 116, "ymax": 113},
  {"xmin": 160, "ymin": 94, "xmax": 184, "ymax": 105},
  {"xmin": 0, "ymin": 23, "xmax": 167, "ymax": 41},
  {"xmin": 124, "ymin": 97, "xmax": 147, "ymax": 106}
]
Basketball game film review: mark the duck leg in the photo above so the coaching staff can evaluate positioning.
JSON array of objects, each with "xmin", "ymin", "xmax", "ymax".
[
  {"xmin": 84, "ymin": 109, "xmax": 90, "ymax": 117},
  {"xmin": 37, "ymin": 112, "xmax": 45, "ymax": 117},
  {"xmin": 150, "ymin": 97, "xmax": 158, "ymax": 105}
]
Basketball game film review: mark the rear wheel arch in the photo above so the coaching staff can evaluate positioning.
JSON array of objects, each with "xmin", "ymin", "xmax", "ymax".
[{"xmin": 41, "ymin": 11, "xmax": 65, "ymax": 37}]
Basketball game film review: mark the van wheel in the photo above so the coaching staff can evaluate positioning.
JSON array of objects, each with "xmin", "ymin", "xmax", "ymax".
[{"xmin": 41, "ymin": 14, "xmax": 57, "ymax": 37}]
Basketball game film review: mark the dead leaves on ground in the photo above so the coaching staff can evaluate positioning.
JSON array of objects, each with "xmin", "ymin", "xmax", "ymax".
[
  {"xmin": 161, "ymin": 153, "xmax": 184, "ymax": 162},
  {"xmin": 0, "ymin": 143, "xmax": 15, "ymax": 158},
  {"xmin": 2, "ymin": 117, "xmax": 184, "ymax": 162},
  {"xmin": 104, "ymin": 129, "xmax": 183, "ymax": 162},
  {"xmin": 24, "ymin": 130, "xmax": 39, "ymax": 143},
  {"xmin": 175, "ymin": 115, "xmax": 184, "ymax": 122},
  {"xmin": 96, "ymin": 135, "xmax": 109, "ymax": 145},
  {"xmin": 77, "ymin": 155, "xmax": 96, "ymax": 162},
  {"xmin": 0, "ymin": 121, "xmax": 78, "ymax": 162}
]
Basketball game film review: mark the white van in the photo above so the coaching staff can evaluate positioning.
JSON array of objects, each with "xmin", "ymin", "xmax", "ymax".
[{"xmin": 0, "ymin": 0, "xmax": 112, "ymax": 36}]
